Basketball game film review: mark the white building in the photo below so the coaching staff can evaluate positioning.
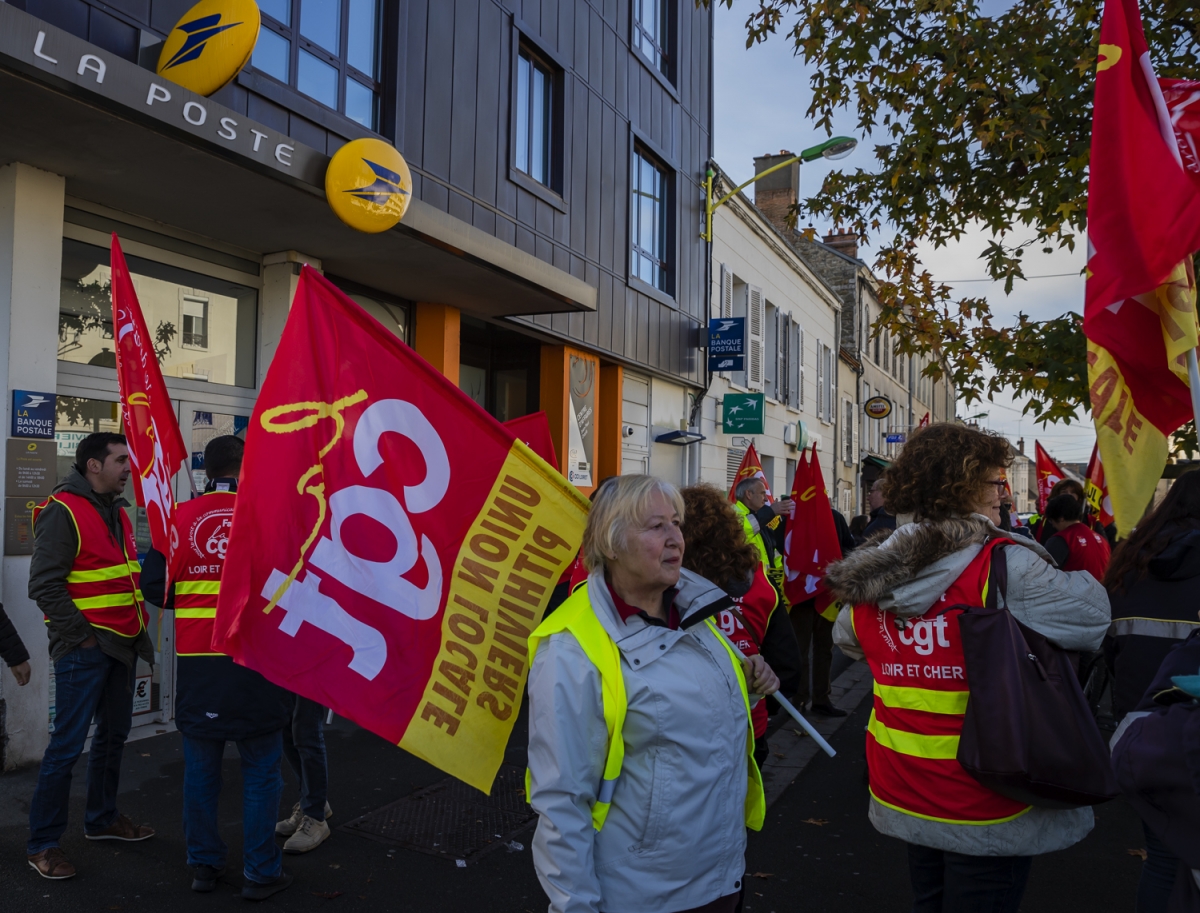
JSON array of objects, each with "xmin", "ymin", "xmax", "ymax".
[{"xmin": 697, "ymin": 164, "xmax": 842, "ymax": 498}]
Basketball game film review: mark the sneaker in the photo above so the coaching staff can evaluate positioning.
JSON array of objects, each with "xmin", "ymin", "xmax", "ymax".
[
  {"xmin": 191, "ymin": 864, "xmax": 226, "ymax": 893},
  {"xmin": 810, "ymin": 703, "xmax": 848, "ymax": 718},
  {"xmin": 276, "ymin": 801, "xmax": 332, "ymax": 837},
  {"xmin": 242, "ymin": 869, "xmax": 293, "ymax": 901},
  {"xmin": 27, "ymin": 847, "xmax": 76, "ymax": 880},
  {"xmin": 283, "ymin": 816, "xmax": 330, "ymax": 854},
  {"xmin": 84, "ymin": 813, "xmax": 155, "ymax": 841}
]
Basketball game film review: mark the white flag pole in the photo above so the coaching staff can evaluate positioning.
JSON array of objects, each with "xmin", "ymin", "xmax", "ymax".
[{"xmin": 1187, "ymin": 349, "xmax": 1200, "ymax": 435}]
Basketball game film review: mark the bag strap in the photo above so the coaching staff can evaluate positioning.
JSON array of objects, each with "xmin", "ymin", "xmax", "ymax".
[{"xmin": 985, "ymin": 542, "xmax": 1009, "ymax": 610}]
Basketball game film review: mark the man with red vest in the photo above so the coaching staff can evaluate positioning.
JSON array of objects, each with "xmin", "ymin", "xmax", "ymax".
[
  {"xmin": 140, "ymin": 435, "xmax": 293, "ymax": 900},
  {"xmin": 26, "ymin": 433, "xmax": 155, "ymax": 880},
  {"xmin": 1044, "ymin": 493, "xmax": 1111, "ymax": 581}
]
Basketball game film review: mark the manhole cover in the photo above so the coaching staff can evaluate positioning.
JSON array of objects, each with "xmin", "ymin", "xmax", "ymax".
[{"xmin": 339, "ymin": 764, "xmax": 537, "ymax": 864}]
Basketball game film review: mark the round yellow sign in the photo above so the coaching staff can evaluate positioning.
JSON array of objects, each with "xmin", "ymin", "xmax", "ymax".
[
  {"xmin": 864, "ymin": 395, "xmax": 892, "ymax": 419},
  {"xmin": 325, "ymin": 139, "xmax": 413, "ymax": 234},
  {"xmin": 157, "ymin": 0, "xmax": 261, "ymax": 97}
]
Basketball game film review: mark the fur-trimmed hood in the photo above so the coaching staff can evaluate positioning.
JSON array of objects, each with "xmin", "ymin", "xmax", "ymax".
[{"xmin": 826, "ymin": 514, "xmax": 1052, "ymax": 618}]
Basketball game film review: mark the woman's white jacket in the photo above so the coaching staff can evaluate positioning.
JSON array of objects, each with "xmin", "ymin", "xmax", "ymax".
[{"xmin": 527, "ymin": 568, "xmax": 754, "ymax": 913}]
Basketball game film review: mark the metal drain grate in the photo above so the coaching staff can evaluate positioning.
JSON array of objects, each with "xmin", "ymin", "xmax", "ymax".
[{"xmin": 339, "ymin": 764, "xmax": 537, "ymax": 864}]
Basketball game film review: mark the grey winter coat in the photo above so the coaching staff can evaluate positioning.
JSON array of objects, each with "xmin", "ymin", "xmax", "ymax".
[
  {"xmin": 825, "ymin": 514, "xmax": 1111, "ymax": 857},
  {"xmin": 527, "ymin": 568, "xmax": 754, "ymax": 913}
]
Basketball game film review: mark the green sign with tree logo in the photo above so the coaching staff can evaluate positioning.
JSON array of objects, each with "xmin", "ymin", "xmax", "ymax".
[{"xmin": 722, "ymin": 393, "xmax": 765, "ymax": 434}]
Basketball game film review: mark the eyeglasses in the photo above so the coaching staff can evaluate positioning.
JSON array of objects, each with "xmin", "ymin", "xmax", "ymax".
[{"xmin": 985, "ymin": 479, "xmax": 1008, "ymax": 492}]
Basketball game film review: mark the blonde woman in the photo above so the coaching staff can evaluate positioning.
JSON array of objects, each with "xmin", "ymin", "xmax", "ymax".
[{"xmin": 527, "ymin": 475, "xmax": 778, "ymax": 913}]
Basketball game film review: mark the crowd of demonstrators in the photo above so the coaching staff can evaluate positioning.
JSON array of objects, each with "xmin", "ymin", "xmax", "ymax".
[
  {"xmin": 679, "ymin": 483, "xmax": 802, "ymax": 767},
  {"xmin": 825, "ymin": 423, "xmax": 1111, "ymax": 913},
  {"xmin": 25, "ymin": 432, "xmax": 155, "ymax": 880},
  {"xmin": 140, "ymin": 435, "xmax": 296, "ymax": 899},
  {"xmin": 1103, "ymin": 470, "xmax": 1200, "ymax": 911},
  {"xmin": 526, "ymin": 475, "xmax": 778, "ymax": 913},
  {"xmin": 732, "ymin": 476, "xmax": 793, "ymax": 592}
]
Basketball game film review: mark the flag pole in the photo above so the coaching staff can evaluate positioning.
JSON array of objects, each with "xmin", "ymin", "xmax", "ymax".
[{"xmin": 1188, "ymin": 349, "xmax": 1200, "ymax": 436}]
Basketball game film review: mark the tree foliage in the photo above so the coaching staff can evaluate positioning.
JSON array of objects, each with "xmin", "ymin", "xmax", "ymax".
[{"xmin": 708, "ymin": 0, "xmax": 1200, "ymax": 427}]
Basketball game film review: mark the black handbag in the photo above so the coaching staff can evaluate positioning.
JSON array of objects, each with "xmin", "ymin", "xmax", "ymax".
[{"xmin": 954, "ymin": 545, "xmax": 1120, "ymax": 809}]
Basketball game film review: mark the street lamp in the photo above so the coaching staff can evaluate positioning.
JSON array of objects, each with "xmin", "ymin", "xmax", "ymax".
[{"xmin": 702, "ymin": 136, "xmax": 858, "ymax": 242}]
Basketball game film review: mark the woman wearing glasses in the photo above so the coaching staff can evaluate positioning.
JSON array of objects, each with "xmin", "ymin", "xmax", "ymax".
[{"xmin": 823, "ymin": 422, "xmax": 1110, "ymax": 913}]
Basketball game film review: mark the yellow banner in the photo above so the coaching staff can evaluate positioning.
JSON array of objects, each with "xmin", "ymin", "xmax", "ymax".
[
  {"xmin": 1088, "ymin": 340, "xmax": 1168, "ymax": 537},
  {"xmin": 399, "ymin": 440, "xmax": 588, "ymax": 793}
]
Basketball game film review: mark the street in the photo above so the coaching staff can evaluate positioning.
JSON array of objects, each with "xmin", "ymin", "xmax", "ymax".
[{"xmin": 0, "ymin": 672, "xmax": 1145, "ymax": 912}]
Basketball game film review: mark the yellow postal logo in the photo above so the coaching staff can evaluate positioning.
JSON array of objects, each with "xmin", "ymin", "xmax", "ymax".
[
  {"xmin": 325, "ymin": 138, "xmax": 413, "ymax": 233},
  {"xmin": 157, "ymin": 0, "xmax": 261, "ymax": 97}
]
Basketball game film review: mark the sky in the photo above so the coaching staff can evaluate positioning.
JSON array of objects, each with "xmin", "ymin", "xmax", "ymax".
[{"xmin": 711, "ymin": 3, "xmax": 1098, "ymax": 463}]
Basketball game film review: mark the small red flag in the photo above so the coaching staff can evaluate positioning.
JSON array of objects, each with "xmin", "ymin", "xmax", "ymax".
[
  {"xmin": 110, "ymin": 234, "xmax": 188, "ymax": 553},
  {"xmin": 1084, "ymin": 443, "xmax": 1116, "ymax": 527},
  {"xmin": 1034, "ymin": 442, "xmax": 1067, "ymax": 514},
  {"xmin": 783, "ymin": 445, "xmax": 843, "ymax": 617},
  {"xmin": 918, "ymin": 412, "xmax": 930, "ymax": 428},
  {"xmin": 503, "ymin": 411, "xmax": 559, "ymax": 471},
  {"xmin": 728, "ymin": 443, "xmax": 773, "ymax": 503},
  {"xmin": 212, "ymin": 267, "xmax": 588, "ymax": 792}
]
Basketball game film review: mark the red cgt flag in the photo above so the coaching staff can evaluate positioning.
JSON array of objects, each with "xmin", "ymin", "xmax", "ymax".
[
  {"xmin": 1034, "ymin": 442, "xmax": 1066, "ymax": 514},
  {"xmin": 1084, "ymin": 443, "xmax": 1116, "ymax": 527},
  {"xmin": 1084, "ymin": 0, "xmax": 1200, "ymax": 536},
  {"xmin": 212, "ymin": 268, "xmax": 589, "ymax": 792},
  {"xmin": 783, "ymin": 445, "xmax": 843, "ymax": 619},
  {"xmin": 728, "ymin": 442, "xmax": 773, "ymax": 503},
  {"xmin": 110, "ymin": 234, "xmax": 188, "ymax": 553},
  {"xmin": 503, "ymin": 411, "xmax": 559, "ymax": 471}
]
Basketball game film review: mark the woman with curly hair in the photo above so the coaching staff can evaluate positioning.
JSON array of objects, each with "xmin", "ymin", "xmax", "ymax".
[
  {"xmin": 680, "ymin": 484, "xmax": 802, "ymax": 767},
  {"xmin": 824, "ymin": 422, "xmax": 1110, "ymax": 912}
]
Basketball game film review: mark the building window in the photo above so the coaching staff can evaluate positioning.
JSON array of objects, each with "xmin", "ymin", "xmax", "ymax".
[
  {"xmin": 181, "ymin": 295, "xmax": 209, "ymax": 348},
  {"xmin": 632, "ymin": 0, "xmax": 671, "ymax": 78},
  {"xmin": 515, "ymin": 47, "xmax": 554, "ymax": 187},
  {"xmin": 252, "ymin": 0, "xmax": 383, "ymax": 130},
  {"xmin": 631, "ymin": 146, "xmax": 670, "ymax": 294}
]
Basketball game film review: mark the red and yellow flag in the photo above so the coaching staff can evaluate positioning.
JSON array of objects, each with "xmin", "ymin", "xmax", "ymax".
[
  {"xmin": 1084, "ymin": 0, "xmax": 1200, "ymax": 535},
  {"xmin": 1084, "ymin": 443, "xmax": 1116, "ymax": 527},
  {"xmin": 727, "ymin": 443, "xmax": 773, "ymax": 503},
  {"xmin": 783, "ymin": 445, "xmax": 843, "ymax": 619},
  {"xmin": 110, "ymin": 234, "xmax": 188, "ymax": 552},
  {"xmin": 212, "ymin": 267, "xmax": 589, "ymax": 792},
  {"xmin": 1034, "ymin": 441, "xmax": 1066, "ymax": 514}
]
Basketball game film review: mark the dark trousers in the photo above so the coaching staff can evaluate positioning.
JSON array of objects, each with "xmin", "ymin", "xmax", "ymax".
[
  {"xmin": 182, "ymin": 732, "xmax": 284, "ymax": 882},
  {"xmin": 1139, "ymin": 821, "xmax": 1179, "ymax": 913},
  {"xmin": 28, "ymin": 645, "xmax": 133, "ymax": 853},
  {"xmin": 282, "ymin": 695, "xmax": 327, "ymax": 820},
  {"xmin": 790, "ymin": 605, "xmax": 833, "ymax": 706},
  {"xmin": 907, "ymin": 843, "xmax": 1032, "ymax": 913}
]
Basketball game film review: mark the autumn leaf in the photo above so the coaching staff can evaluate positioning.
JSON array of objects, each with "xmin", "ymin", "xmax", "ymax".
[
  {"xmin": 752, "ymin": 872, "xmax": 775, "ymax": 879},
  {"xmin": 802, "ymin": 817, "xmax": 830, "ymax": 826},
  {"xmin": 1127, "ymin": 848, "xmax": 1148, "ymax": 860}
]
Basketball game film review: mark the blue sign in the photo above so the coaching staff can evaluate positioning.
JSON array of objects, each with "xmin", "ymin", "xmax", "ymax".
[
  {"xmin": 709, "ymin": 317, "xmax": 746, "ymax": 372},
  {"xmin": 11, "ymin": 390, "xmax": 56, "ymax": 439},
  {"xmin": 885, "ymin": 433, "xmax": 907, "ymax": 444}
]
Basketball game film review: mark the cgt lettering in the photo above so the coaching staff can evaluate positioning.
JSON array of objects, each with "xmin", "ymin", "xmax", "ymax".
[{"xmin": 897, "ymin": 616, "xmax": 951, "ymax": 656}]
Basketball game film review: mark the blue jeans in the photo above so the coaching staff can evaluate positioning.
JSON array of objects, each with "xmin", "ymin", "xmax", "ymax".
[
  {"xmin": 182, "ymin": 732, "xmax": 283, "ymax": 883},
  {"xmin": 907, "ymin": 843, "xmax": 1033, "ymax": 913},
  {"xmin": 1139, "ymin": 821, "xmax": 1179, "ymax": 913},
  {"xmin": 28, "ymin": 644, "xmax": 133, "ymax": 854},
  {"xmin": 282, "ymin": 695, "xmax": 327, "ymax": 820}
]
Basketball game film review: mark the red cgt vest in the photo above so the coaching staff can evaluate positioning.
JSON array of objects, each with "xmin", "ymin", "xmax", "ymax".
[
  {"xmin": 852, "ymin": 538, "xmax": 1031, "ymax": 825},
  {"xmin": 168, "ymin": 491, "xmax": 234, "ymax": 657},
  {"xmin": 33, "ymin": 492, "xmax": 147, "ymax": 638},
  {"xmin": 715, "ymin": 565, "xmax": 779, "ymax": 738}
]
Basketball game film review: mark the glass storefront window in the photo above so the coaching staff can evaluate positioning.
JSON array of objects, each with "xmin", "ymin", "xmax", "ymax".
[
  {"xmin": 459, "ymin": 317, "xmax": 540, "ymax": 423},
  {"xmin": 58, "ymin": 239, "xmax": 257, "ymax": 388}
]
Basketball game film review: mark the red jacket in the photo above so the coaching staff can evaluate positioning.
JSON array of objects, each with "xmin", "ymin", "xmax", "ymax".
[
  {"xmin": 715, "ymin": 566, "xmax": 779, "ymax": 737},
  {"xmin": 1048, "ymin": 523, "xmax": 1111, "ymax": 581}
]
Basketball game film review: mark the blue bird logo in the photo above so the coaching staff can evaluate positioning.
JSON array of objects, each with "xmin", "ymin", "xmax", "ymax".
[
  {"xmin": 164, "ymin": 13, "xmax": 243, "ymax": 70},
  {"xmin": 345, "ymin": 160, "xmax": 412, "ymax": 206}
]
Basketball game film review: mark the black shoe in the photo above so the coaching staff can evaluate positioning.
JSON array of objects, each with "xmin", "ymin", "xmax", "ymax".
[
  {"xmin": 192, "ymin": 864, "xmax": 226, "ymax": 893},
  {"xmin": 810, "ymin": 703, "xmax": 848, "ymax": 718},
  {"xmin": 242, "ymin": 869, "xmax": 293, "ymax": 901}
]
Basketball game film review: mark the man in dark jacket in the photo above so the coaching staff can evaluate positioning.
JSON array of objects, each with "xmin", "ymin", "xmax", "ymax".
[
  {"xmin": 26, "ymin": 433, "xmax": 155, "ymax": 880},
  {"xmin": 1107, "ymin": 529, "xmax": 1200, "ymax": 722},
  {"xmin": 0, "ymin": 603, "xmax": 30, "ymax": 685},
  {"xmin": 861, "ymin": 479, "xmax": 896, "ymax": 539},
  {"xmin": 141, "ymin": 435, "xmax": 293, "ymax": 900}
]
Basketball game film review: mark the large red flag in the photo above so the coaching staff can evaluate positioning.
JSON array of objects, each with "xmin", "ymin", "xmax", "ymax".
[
  {"xmin": 212, "ymin": 267, "xmax": 588, "ymax": 792},
  {"xmin": 783, "ymin": 445, "xmax": 843, "ymax": 619},
  {"xmin": 1084, "ymin": 443, "xmax": 1116, "ymax": 527},
  {"xmin": 728, "ymin": 443, "xmax": 773, "ymax": 503},
  {"xmin": 1034, "ymin": 441, "xmax": 1066, "ymax": 514},
  {"xmin": 1084, "ymin": 0, "xmax": 1200, "ymax": 536},
  {"xmin": 110, "ymin": 234, "xmax": 188, "ymax": 553}
]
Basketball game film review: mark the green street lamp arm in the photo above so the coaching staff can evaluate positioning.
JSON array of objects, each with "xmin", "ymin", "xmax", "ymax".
[{"xmin": 702, "ymin": 136, "xmax": 857, "ymax": 242}]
